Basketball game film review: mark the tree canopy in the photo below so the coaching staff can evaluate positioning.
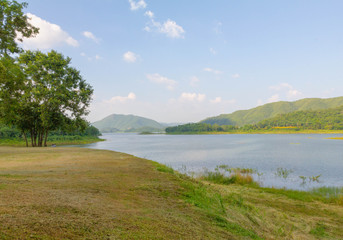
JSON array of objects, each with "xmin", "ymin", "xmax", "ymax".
[
  {"xmin": 0, "ymin": 50, "xmax": 93, "ymax": 146},
  {"xmin": 0, "ymin": 0, "xmax": 39, "ymax": 56},
  {"xmin": 0, "ymin": 1, "xmax": 94, "ymax": 147}
]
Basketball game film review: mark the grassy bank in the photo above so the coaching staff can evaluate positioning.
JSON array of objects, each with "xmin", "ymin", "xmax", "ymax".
[
  {"xmin": 0, "ymin": 136, "xmax": 103, "ymax": 147},
  {"xmin": 0, "ymin": 147, "xmax": 342, "ymax": 239}
]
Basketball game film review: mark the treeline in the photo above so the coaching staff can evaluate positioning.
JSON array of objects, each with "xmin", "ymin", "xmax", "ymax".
[
  {"xmin": 166, "ymin": 106, "xmax": 343, "ymax": 133},
  {"xmin": 0, "ymin": 123, "xmax": 101, "ymax": 141},
  {"xmin": 165, "ymin": 123, "xmax": 238, "ymax": 133},
  {"xmin": 258, "ymin": 106, "xmax": 343, "ymax": 130}
]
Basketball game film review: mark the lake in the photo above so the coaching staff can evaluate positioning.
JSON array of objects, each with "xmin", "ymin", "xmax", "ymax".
[{"xmin": 73, "ymin": 133, "xmax": 343, "ymax": 190}]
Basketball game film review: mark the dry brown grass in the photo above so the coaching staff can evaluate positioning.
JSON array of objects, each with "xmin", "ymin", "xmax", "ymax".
[
  {"xmin": 0, "ymin": 146, "xmax": 342, "ymax": 239},
  {"xmin": 0, "ymin": 147, "xmax": 233, "ymax": 239},
  {"xmin": 212, "ymin": 184, "xmax": 343, "ymax": 240}
]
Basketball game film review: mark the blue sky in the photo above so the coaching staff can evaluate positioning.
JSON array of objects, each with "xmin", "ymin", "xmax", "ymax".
[{"xmin": 21, "ymin": 0, "xmax": 343, "ymax": 122}]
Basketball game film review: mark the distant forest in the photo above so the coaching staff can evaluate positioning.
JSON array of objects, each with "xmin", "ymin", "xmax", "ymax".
[
  {"xmin": 0, "ymin": 124, "xmax": 101, "ymax": 142},
  {"xmin": 166, "ymin": 106, "xmax": 343, "ymax": 133}
]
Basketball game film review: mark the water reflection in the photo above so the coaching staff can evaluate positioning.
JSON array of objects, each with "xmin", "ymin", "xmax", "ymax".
[{"xmin": 73, "ymin": 133, "xmax": 343, "ymax": 190}]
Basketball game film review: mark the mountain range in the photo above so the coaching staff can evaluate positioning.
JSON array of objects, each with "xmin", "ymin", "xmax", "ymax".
[
  {"xmin": 201, "ymin": 96, "xmax": 343, "ymax": 126},
  {"xmin": 92, "ymin": 114, "xmax": 165, "ymax": 133},
  {"xmin": 93, "ymin": 97, "xmax": 343, "ymax": 132}
]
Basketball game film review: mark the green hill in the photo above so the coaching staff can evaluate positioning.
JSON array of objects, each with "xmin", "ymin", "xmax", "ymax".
[
  {"xmin": 92, "ymin": 114, "xmax": 164, "ymax": 133},
  {"xmin": 201, "ymin": 96, "xmax": 343, "ymax": 126},
  {"xmin": 257, "ymin": 105, "xmax": 343, "ymax": 130}
]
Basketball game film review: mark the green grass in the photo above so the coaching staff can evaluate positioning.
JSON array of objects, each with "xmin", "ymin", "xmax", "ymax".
[
  {"xmin": 180, "ymin": 179, "xmax": 262, "ymax": 239},
  {"xmin": 254, "ymin": 186, "xmax": 343, "ymax": 205},
  {"xmin": 0, "ymin": 147, "xmax": 342, "ymax": 239},
  {"xmin": 0, "ymin": 136, "xmax": 103, "ymax": 147},
  {"xmin": 199, "ymin": 166, "xmax": 259, "ymax": 186},
  {"xmin": 310, "ymin": 223, "xmax": 329, "ymax": 238},
  {"xmin": 155, "ymin": 164, "xmax": 175, "ymax": 174}
]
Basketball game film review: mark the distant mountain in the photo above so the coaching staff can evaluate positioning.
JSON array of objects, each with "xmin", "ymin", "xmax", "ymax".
[
  {"xmin": 201, "ymin": 96, "xmax": 343, "ymax": 126},
  {"xmin": 92, "ymin": 114, "xmax": 165, "ymax": 133}
]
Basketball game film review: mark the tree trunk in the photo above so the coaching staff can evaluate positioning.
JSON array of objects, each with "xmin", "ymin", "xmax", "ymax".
[
  {"xmin": 38, "ymin": 130, "xmax": 43, "ymax": 147},
  {"xmin": 44, "ymin": 130, "xmax": 48, "ymax": 147},
  {"xmin": 22, "ymin": 131, "xmax": 28, "ymax": 147},
  {"xmin": 33, "ymin": 131, "xmax": 37, "ymax": 147},
  {"xmin": 30, "ymin": 130, "xmax": 34, "ymax": 147}
]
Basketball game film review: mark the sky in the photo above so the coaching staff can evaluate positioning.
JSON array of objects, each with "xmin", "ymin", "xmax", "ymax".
[{"xmin": 20, "ymin": 0, "xmax": 343, "ymax": 123}]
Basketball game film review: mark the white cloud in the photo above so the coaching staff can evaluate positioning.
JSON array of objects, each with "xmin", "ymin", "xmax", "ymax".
[
  {"xmin": 19, "ymin": 13, "xmax": 79, "ymax": 49},
  {"xmin": 210, "ymin": 97, "xmax": 222, "ymax": 104},
  {"xmin": 160, "ymin": 19, "xmax": 185, "ymax": 38},
  {"xmin": 147, "ymin": 73, "xmax": 176, "ymax": 90},
  {"xmin": 123, "ymin": 51, "xmax": 139, "ymax": 63},
  {"xmin": 88, "ymin": 95, "xmax": 237, "ymax": 123},
  {"xmin": 257, "ymin": 99, "xmax": 264, "ymax": 106},
  {"xmin": 144, "ymin": 11, "xmax": 154, "ymax": 18},
  {"xmin": 83, "ymin": 31, "xmax": 100, "ymax": 43},
  {"xmin": 268, "ymin": 94, "xmax": 280, "ymax": 103},
  {"xmin": 210, "ymin": 48, "xmax": 217, "ymax": 55},
  {"xmin": 204, "ymin": 67, "xmax": 222, "ymax": 75},
  {"xmin": 128, "ymin": 0, "xmax": 147, "ymax": 11},
  {"xmin": 232, "ymin": 73, "xmax": 240, "ymax": 79},
  {"xmin": 269, "ymin": 83, "xmax": 292, "ymax": 91},
  {"xmin": 190, "ymin": 76, "xmax": 200, "ymax": 87},
  {"xmin": 214, "ymin": 21, "xmax": 223, "ymax": 34},
  {"xmin": 104, "ymin": 93, "xmax": 136, "ymax": 104},
  {"xmin": 143, "ymin": 26, "xmax": 151, "ymax": 32},
  {"xmin": 323, "ymin": 88, "xmax": 335, "ymax": 97},
  {"xmin": 288, "ymin": 89, "xmax": 302, "ymax": 98},
  {"xmin": 80, "ymin": 53, "xmax": 102, "ymax": 61},
  {"xmin": 145, "ymin": 19, "xmax": 185, "ymax": 39},
  {"xmin": 179, "ymin": 92, "xmax": 206, "ymax": 102},
  {"xmin": 269, "ymin": 83, "xmax": 303, "ymax": 99}
]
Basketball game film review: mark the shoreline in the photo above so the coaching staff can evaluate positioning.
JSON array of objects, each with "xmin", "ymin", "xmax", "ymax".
[{"xmin": 165, "ymin": 130, "xmax": 343, "ymax": 135}]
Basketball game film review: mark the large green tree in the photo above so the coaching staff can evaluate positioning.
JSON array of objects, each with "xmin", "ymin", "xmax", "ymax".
[
  {"xmin": 0, "ymin": 50, "xmax": 93, "ymax": 147},
  {"xmin": 0, "ymin": 0, "xmax": 39, "ymax": 56},
  {"xmin": 0, "ymin": 55, "xmax": 31, "ymax": 145}
]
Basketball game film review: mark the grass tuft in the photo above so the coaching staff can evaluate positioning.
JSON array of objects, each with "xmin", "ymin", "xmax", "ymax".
[
  {"xmin": 310, "ymin": 223, "xmax": 329, "ymax": 237},
  {"xmin": 155, "ymin": 164, "xmax": 174, "ymax": 174},
  {"xmin": 199, "ymin": 166, "xmax": 259, "ymax": 186}
]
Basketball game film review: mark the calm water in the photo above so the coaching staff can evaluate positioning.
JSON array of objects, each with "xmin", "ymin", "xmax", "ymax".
[{"xmin": 73, "ymin": 133, "xmax": 343, "ymax": 190}]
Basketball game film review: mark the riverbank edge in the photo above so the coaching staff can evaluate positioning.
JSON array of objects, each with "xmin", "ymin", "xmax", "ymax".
[{"xmin": 165, "ymin": 130, "xmax": 343, "ymax": 135}]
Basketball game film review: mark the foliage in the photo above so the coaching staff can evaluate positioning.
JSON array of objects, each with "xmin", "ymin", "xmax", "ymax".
[
  {"xmin": 0, "ymin": 50, "xmax": 93, "ymax": 147},
  {"xmin": 256, "ymin": 105, "xmax": 343, "ymax": 130},
  {"xmin": 201, "ymin": 96, "xmax": 343, "ymax": 127},
  {"xmin": 166, "ymin": 105, "xmax": 343, "ymax": 133},
  {"xmin": 0, "ymin": 123, "xmax": 101, "ymax": 146},
  {"xmin": 0, "ymin": 0, "xmax": 39, "ymax": 55},
  {"xmin": 166, "ymin": 123, "xmax": 237, "ymax": 133}
]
